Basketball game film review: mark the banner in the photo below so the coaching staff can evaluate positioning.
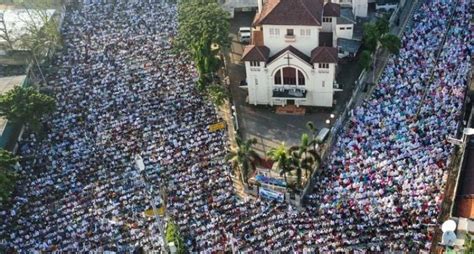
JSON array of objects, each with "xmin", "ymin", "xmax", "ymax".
[
  {"xmin": 259, "ymin": 188, "xmax": 285, "ymax": 203},
  {"xmin": 208, "ymin": 121, "xmax": 226, "ymax": 132},
  {"xmin": 144, "ymin": 207, "xmax": 165, "ymax": 217},
  {"xmin": 255, "ymin": 174, "xmax": 287, "ymax": 187}
]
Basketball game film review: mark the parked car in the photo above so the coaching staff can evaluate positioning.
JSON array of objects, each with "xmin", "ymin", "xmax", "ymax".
[{"xmin": 238, "ymin": 27, "xmax": 251, "ymax": 44}]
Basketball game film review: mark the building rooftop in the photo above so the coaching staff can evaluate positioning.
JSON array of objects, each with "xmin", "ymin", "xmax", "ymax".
[
  {"xmin": 310, "ymin": 46, "xmax": 338, "ymax": 63},
  {"xmin": 268, "ymin": 45, "xmax": 311, "ymax": 64},
  {"xmin": 0, "ymin": 75, "xmax": 25, "ymax": 135},
  {"xmin": 253, "ymin": 0, "xmax": 324, "ymax": 26},
  {"xmin": 337, "ymin": 7, "xmax": 356, "ymax": 24},
  {"xmin": 454, "ymin": 137, "xmax": 474, "ymax": 218},
  {"xmin": 337, "ymin": 38, "xmax": 361, "ymax": 54},
  {"xmin": 323, "ymin": 1, "xmax": 340, "ymax": 17},
  {"xmin": 241, "ymin": 45, "xmax": 270, "ymax": 62}
]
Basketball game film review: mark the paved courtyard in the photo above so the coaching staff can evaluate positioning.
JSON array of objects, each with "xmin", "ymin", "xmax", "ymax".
[{"xmin": 226, "ymin": 11, "xmax": 364, "ymax": 154}]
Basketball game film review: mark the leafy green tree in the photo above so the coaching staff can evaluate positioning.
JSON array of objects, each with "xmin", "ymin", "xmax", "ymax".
[
  {"xmin": 0, "ymin": 86, "xmax": 55, "ymax": 131},
  {"xmin": 0, "ymin": 149, "xmax": 18, "ymax": 203},
  {"xmin": 362, "ymin": 22, "xmax": 379, "ymax": 52},
  {"xmin": 226, "ymin": 137, "xmax": 261, "ymax": 185},
  {"xmin": 192, "ymin": 37, "xmax": 221, "ymax": 91},
  {"xmin": 177, "ymin": 0, "xmax": 230, "ymax": 92},
  {"xmin": 375, "ymin": 15, "xmax": 390, "ymax": 36},
  {"xmin": 267, "ymin": 143, "xmax": 293, "ymax": 186},
  {"xmin": 362, "ymin": 17, "xmax": 401, "ymax": 54},
  {"xmin": 465, "ymin": 234, "xmax": 474, "ymax": 253},
  {"xmin": 379, "ymin": 34, "xmax": 401, "ymax": 54},
  {"xmin": 359, "ymin": 50, "xmax": 372, "ymax": 70},
  {"xmin": 177, "ymin": 0, "xmax": 230, "ymax": 53},
  {"xmin": 165, "ymin": 221, "xmax": 186, "ymax": 254},
  {"xmin": 206, "ymin": 84, "xmax": 228, "ymax": 106}
]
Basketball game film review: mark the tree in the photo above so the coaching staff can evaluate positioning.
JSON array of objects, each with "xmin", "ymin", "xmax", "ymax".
[
  {"xmin": 177, "ymin": 0, "xmax": 230, "ymax": 54},
  {"xmin": 0, "ymin": 149, "xmax": 18, "ymax": 203},
  {"xmin": 0, "ymin": 11, "xmax": 16, "ymax": 50},
  {"xmin": 177, "ymin": 0, "xmax": 230, "ymax": 92},
  {"xmin": 379, "ymin": 34, "xmax": 401, "ymax": 54},
  {"xmin": 192, "ymin": 37, "xmax": 221, "ymax": 91},
  {"xmin": 465, "ymin": 234, "xmax": 474, "ymax": 253},
  {"xmin": 289, "ymin": 133, "xmax": 322, "ymax": 188},
  {"xmin": 0, "ymin": 86, "xmax": 55, "ymax": 131},
  {"xmin": 362, "ymin": 22, "xmax": 379, "ymax": 52},
  {"xmin": 267, "ymin": 143, "xmax": 293, "ymax": 186},
  {"xmin": 226, "ymin": 137, "xmax": 261, "ymax": 185},
  {"xmin": 18, "ymin": 0, "xmax": 62, "ymax": 86},
  {"xmin": 358, "ymin": 50, "xmax": 372, "ymax": 70},
  {"xmin": 362, "ymin": 17, "xmax": 401, "ymax": 54},
  {"xmin": 206, "ymin": 84, "xmax": 228, "ymax": 106},
  {"xmin": 362, "ymin": 17, "xmax": 401, "ymax": 82},
  {"xmin": 165, "ymin": 221, "xmax": 186, "ymax": 254}
]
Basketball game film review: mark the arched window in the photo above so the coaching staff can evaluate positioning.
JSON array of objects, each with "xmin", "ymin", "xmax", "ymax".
[
  {"xmin": 283, "ymin": 67, "xmax": 296, "ymax": 85},
  {"xmin": 298, "ymin": 70, "xmax": 305, "ymax": 85},
  {"xmin": 273, "ymin": 67, "xmax": 305, "ymax": 86},
  {"xmin": 274, "ymin": 69, "xmax": 282, "ymax": 84}
]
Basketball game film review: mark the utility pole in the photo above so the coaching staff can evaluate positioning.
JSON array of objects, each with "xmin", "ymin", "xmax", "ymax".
[{"xmin": 135, "ymin": 154, "xmax": 169, "ymax": 253}]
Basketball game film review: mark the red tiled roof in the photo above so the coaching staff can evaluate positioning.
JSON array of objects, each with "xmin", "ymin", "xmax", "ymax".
[
  {"xmin": 310, "ymin": 46, "xmax": 338, "ymax": 63},
  {"xmin": 268, "ymin": 45, "xmax": 311, "ymax": 64},
  {"xmin": 253, "ymin": 0, "xmax": 324, "ymax": 26},
  {"xmin": 241, "ymin": 45, "xmax": 270, "ymax": 62},
  {"xmin": 323, "ymin": 1, "xmax": 340, "ymax": 17}
]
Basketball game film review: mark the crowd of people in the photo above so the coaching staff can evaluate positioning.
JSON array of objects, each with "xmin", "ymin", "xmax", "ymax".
[
  {"xmin": 305, "ymin": 0, "xmax": 472, "ymax": 252},
  {"xmin": 0, "ymin": 0, "xmax": 471, "ymax": 252}
]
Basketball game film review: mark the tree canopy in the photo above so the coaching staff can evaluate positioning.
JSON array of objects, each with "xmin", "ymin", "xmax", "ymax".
[
  {"xmin": 177, "ymin": 0, "xmax": 230, "ymax": 99},
  {"xmin": 0, "ymin": 86, "xmax": 55, "ymax": 131},
  {"xmin": 362, "ymin": 16, "xmax": 401, "ymax": 54},
  {"xmin": 226, "ymin": 137, "xmax": 260, "ymax": 184},
  {"xmin": 0, "ymin": 149, "xmax": 18, "ymax": 204},
  {"xmin": 166, "ymin": 221, "xmax": 186, "ymax": 254},
  {"xmin": 177, "ymin": 0, "xmax": 230, "ymax": 54},
  {"xmin": 359, "ymin": 50, "xmax": 372, "ymax": 70}
]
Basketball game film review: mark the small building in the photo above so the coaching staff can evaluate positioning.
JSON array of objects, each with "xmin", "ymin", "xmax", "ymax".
[
  {"xmin": 335, "ymin": 0, "xmax": 371, "ymax": 18},
  {"xmin": 242, "ymin": 0, "xmax": 349, "ymax": 107}
]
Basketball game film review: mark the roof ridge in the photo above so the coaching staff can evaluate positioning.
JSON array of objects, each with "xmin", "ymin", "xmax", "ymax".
[
  {"xmin": 299, "ymin": 0, "xmax": 320, "ymax": 26},
  {"xmin": 258, "ymin": 0, "xmax": 281, "ymax": 25},
  {"xmin": 256, "ymin": 46, "xmax": 266, "ymax": 60}
]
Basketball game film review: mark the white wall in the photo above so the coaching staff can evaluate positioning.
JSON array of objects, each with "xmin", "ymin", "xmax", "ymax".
[
  {"xmin": 352, "ymin": 0, "xmax": 368, "ymax": 17},
  {"xmin": 335, "ymin": 24, "xmax": 354, "ymax": 40},
  {"xmin": 321, "ymin": 18, "xmax": 333, "ymax": 32},
  {"xmin": 245, "ymin": 52, "xmax": 335, "ymax": 107},
  {"xmin": 262, "ymin": 25, "xmax": 320, "ymax": 56},
  {"xmin": 245, "ymin": 61, "xmax": 270, "ymax": 105}
]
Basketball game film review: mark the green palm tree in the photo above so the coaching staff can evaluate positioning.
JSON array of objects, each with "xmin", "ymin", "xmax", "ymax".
[
  {"xmin": 290, "ymin": 133, "xmax": 322, "ymax": 188},
  {"xmin": 267, "ymin": 143, "xmax": 293, "ymax": 186},
  {"xmin": 226, "ymin": 137, "xmax": 261, "ymax": 185}
]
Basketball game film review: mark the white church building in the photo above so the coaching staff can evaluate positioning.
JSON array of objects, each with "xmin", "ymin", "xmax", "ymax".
[{"xmin": 242, "ymin": 0, "xmax": 348, "ymax": 107}]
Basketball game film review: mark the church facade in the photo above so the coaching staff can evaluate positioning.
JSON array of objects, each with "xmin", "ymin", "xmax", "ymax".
[{"xmin": 242, "ymin": 0, "xmax": 344, "ymax": 107}]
